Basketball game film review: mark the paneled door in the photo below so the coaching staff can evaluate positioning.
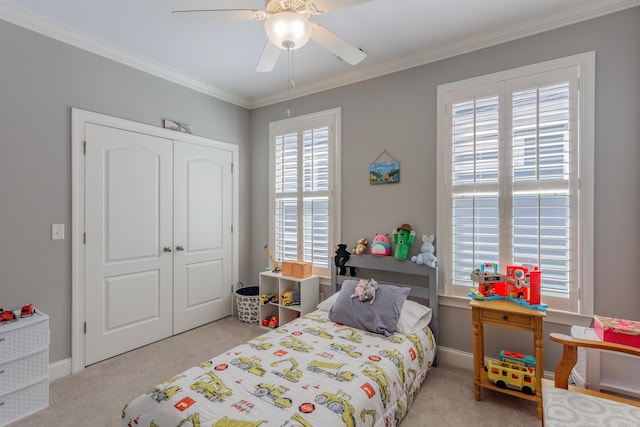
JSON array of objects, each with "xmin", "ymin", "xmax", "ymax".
[
  {"xmin": 83, "ymin": 125, "xmax": 234, "ymax": 366},
  {"xmin": 173, "ymin": 140, "xmax": 233, "ymax": 333},
  {"xmin": 85, "ymin": 123, "xmax": 173, "ymax": 365}
]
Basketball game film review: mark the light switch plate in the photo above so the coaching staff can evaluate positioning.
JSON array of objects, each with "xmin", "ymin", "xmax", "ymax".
[{"xmin": 52, "ymin": 224, "xmax": 65, "ymax": 240}]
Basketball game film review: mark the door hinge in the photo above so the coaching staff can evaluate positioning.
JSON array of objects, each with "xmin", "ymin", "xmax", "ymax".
[
  {"xmin": 83, "ymin": 141, "xmax": 86, "ymax": 154},
  {"xmin": 231, "ymin": 162, "xmax": 234, "ymax": 173},
  {"xmin": 231, "ymin": 225, "xmax": 233, "ymax": 233},
  {"xmin": 83, "ymin": 232, "xmax": 86, "ymax": 244},
  {"xmin": 83, "ymin": 322, "xmax": 87, "ymax": 334}
]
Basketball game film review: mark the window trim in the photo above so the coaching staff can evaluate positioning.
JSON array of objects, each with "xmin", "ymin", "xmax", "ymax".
[
  {"xmin": 269, "ymin": 108, "xmax": 342, "ymax": 278},
  {"xmin": 436, "ymin": 52, "xmax": 595, "ymax": 315}
]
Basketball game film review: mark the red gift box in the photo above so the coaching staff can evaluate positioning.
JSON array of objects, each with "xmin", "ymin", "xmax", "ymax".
[{"xmin": 594, "ymin": 315, "xmax": 640, "ymax": 348}]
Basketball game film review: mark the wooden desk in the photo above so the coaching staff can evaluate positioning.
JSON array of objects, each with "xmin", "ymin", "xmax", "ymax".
[{"xmin": 469, "ymin": 299, "xmax": 546, "ymax": 419}]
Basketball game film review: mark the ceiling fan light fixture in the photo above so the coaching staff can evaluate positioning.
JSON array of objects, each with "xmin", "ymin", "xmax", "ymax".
[{"xmin": 264, "ymin": 11, "xmax": 312, "ymax": 50}]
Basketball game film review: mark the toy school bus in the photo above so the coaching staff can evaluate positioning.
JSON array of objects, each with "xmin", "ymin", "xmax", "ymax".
[
  {"xmin": 500, "ymin": 350, "xmax": 536, "ymax": 369},
  {"xmin": 487, "ymin": 359, "xmax": 536, "ymax": 395}
]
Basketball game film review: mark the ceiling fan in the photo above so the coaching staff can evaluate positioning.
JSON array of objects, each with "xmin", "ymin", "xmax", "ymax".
[{"xmin": 172, "ymin": 0, "xmax": 370, "ymax": 72}]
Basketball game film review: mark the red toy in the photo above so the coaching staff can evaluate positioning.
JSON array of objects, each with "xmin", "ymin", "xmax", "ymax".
[
  {"xmin": 20, "ymin": 304, "xmax": 35, "ymax": 317},
  {"xmin": 0, "ymin": 308, "xmax": 17, "ymax": 324},
  {"xmin": 470, "ymin": 263, "xmax": 544, "ymax": 310},
  {"xmin": 262, "ymin": 315, "xmax": 279, "ymax": 328}
]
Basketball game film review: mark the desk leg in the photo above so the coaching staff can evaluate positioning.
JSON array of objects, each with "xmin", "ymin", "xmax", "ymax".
[
  {"xmin": 534, "ymin": 317, "xmax": 544, "ymax": 420},
  {"xmin": 472, "ymin": 307, "xmax": 483, "ymax": 400}
]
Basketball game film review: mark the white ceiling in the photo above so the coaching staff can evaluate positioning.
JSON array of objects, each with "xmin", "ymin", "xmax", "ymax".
[{"xmin": 1, "ymin": 0, "xmax": 638, "ymax": 108}]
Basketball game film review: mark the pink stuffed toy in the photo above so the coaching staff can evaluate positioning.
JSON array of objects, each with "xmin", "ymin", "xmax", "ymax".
[
  {"xmin": 351, "ymin": 278, "xmax": 379, "ymax": 304},
  {"xmin": 370, "ymin": 233, "xmax": 391, "ymax": 256}
]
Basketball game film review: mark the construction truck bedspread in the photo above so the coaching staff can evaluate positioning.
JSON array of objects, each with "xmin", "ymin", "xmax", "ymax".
[{"xmin": 121, "ymin": 311, "xmax": 436, "ymax": 427}]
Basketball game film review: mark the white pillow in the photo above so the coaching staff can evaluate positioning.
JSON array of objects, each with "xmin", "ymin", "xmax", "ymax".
[
  {"xmin": 395, "ymin": 299, "xmax": 432, "ymax": 335},
  {"xmin": 317, "ymin": 290, "xmax": 432, "ymax": 335},
  {"xmin": 317, "ymin": 291, "xmax": 339, "ymax": 311}
]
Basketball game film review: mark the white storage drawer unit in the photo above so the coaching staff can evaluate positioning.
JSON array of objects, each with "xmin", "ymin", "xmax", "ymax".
[
  {"xmin": 570, "ymin": 325, "xmax": 640, "ymax": 398},
  {"xmin": 0, "ymin": 310, "xmax": 49, "ymax": 426}
]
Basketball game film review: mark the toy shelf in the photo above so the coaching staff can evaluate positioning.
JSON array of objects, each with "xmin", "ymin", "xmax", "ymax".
[{"xmin": 258, "ymin": 271, "xmax": 319, "ymax": 330}]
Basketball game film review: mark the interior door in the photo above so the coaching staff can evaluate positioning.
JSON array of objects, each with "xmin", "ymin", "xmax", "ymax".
[
  {"xmin": 85, "ymin": 123, "xmax": 173, "ymax": 365},
  {"xmin": 173, "ymin": 141, "xmax": 233, "ymax": 333}
]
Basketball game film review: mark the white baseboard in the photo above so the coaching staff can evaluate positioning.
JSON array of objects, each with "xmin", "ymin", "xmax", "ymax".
[
  {"xmin": 49, "ymin": 358, "xmax": 72, "ymax": 382},
  {"xmin": 437, "ymin": 346, "xmax": 474, "ymax": 369}
]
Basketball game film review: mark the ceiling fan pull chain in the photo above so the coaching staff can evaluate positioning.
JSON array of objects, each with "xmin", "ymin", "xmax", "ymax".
[{"xmin": 287, "ymin": 46, "xmax": 293, "ymax": 117}]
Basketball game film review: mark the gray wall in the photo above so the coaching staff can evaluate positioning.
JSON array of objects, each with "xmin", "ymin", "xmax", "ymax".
[
  {"xmin": 1, "ymin": 7, "xmax": 638, "ymax": 373},
  {"xmin": 250, "ymin": 8, "xmax": 640, "ymax": 371},
  {"xmin": 0, "ymin": 20, "xmax": 251, "ymax": 363}
]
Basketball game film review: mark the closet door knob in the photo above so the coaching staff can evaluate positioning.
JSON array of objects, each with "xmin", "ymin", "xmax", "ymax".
[
  {"xmin": 176, "ymin": 245, "xmax": 184, "ymax": 251},
  {"xmin": 163, "ymin": 246, "xmax": 172, "ymax": 252}
]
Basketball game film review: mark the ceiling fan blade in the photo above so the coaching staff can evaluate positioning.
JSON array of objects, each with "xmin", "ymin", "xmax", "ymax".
[
  {"xmin": 311, "ymin": 0, "xmax": 373, "ymax": 13},
  {"xmin": 310, "ymin": 24, "xmax": 366, "ymax": 65},
  {"xmin": 171, "ymin": 9, "xmax": 266, "ymax": 21},
  {"xmin": 256, "ymin": 42, "xmax": 281, "ymax": 72}
]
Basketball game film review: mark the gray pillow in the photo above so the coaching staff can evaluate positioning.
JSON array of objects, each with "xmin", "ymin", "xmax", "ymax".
[{"xmin": 329, "ymin": 280, "xmax": 410, "ymax": 336}]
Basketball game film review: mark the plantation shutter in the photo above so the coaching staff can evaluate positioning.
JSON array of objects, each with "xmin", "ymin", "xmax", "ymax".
[
  {"xmin": 272, "ymin": 111, "xmax": 338, "ymax": 276},
  {"xmin": 450, "ymin": 95, "xmax": 501, "ymax": 288},
  {"xmin": 444, "ymin": 66, "xmax": 580, "ymax": 312}
]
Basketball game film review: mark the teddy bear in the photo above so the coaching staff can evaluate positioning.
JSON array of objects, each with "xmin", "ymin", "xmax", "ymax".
[
  {"xmin": 351, "ymin": 278, "xmax": 379, "ymax": 304},
  {"xmin": 370, "ymin": 233, "xmax": 391, "ymax": 256},
  {"xmin": 334, "ymin": 244, "xmax": 351, "ymax": 275},
  {"xmin": 352, "ymin": 238, "xmax": 368, "ymax": 255},
  {"xmin": 411, "ymin": 234, "xmax": 437, "ymax": 268}
]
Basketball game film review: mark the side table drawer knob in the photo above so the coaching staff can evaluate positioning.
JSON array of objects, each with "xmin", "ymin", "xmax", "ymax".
[{"xmin": 503, "ymin": 315, "xmax": 508, "ymax": 320}]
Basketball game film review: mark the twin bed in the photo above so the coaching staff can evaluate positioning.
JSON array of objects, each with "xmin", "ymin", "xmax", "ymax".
[{"xmin": 122, "ymin": 258, "xmax": 438, "ymax": 427}]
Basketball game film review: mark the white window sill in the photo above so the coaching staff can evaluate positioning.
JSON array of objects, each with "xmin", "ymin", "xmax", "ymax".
[{"xmin": 439, "ymin": 294, "xmax": 593, "ymax": 327}]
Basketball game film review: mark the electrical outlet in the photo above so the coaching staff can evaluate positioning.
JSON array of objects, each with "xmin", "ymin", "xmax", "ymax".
[{"xmin": 51, "ymin": 224, "xmax": 65, "ymax": 240}]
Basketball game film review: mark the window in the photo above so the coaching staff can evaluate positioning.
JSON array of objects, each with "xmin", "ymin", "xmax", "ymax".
[
  {"xmin": 437, "ymin": 53, "xmax": 594, "ymax": 314},
  {"xmin": 269, "ymin": 108, "xmax": 341, "ymax": 277}
]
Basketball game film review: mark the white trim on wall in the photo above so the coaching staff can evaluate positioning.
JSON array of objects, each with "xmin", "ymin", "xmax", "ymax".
[
  {"xmin": 71, "ymin": 108, "xmax": 240, "ymax": 374},
  {"xmin": 1, "ymin": 1, "xmax": 636, "ymax": 109}
]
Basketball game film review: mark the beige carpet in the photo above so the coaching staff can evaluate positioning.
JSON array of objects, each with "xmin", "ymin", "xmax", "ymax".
[{"xmin": 12, "ymin": 316, "xmax": 540, "ymax": 426}]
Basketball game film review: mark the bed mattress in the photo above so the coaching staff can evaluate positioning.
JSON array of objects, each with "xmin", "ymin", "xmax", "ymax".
[{"xmin": 121, "ymin": 310, "xmax": 436, "ymax": 427}]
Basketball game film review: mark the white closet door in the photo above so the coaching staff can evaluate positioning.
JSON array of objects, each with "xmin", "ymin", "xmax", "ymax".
[
  {"xmin": 85, "ymin": 123, "xmax": 173, "ymax": 365},
  {"xmin": 173, "ymin": 141, "xmax": 233, "ymax": 333}
]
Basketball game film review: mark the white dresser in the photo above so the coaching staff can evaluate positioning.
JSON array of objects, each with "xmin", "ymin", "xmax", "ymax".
[{"xmin": 0, "ymin": 310, "xmax": 49, "ymax": 426}]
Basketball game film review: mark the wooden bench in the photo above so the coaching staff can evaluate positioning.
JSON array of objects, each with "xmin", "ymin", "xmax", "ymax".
[{"xmin": 542, "ymin": 332, "xmax": 640, "ymax": 426}]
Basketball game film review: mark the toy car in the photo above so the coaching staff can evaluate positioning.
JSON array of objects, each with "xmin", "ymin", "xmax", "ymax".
[
  {"xmin": 0, "ymin": 308, "xmax": 17, "ymax": 324},
  {"xmin": 20, "ymin": 304, "xmax": 35, "ymax": 317}
]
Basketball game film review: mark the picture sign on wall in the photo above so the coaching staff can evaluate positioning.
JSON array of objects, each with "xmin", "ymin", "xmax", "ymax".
[{"xmin": 370, "ymin": 150, "xmax": 400, "ymax": 184}]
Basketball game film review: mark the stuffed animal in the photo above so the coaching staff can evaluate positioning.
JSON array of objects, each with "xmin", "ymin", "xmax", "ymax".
[
  {"xmin": 411, "ymin": 234, "xmax": 437, "ymax": 268},
  {"xmin": 334, "ymin": 244, "xmax": 351, "ymax": 275},
  {"xmin": 370, "ymin": 233, "xmax": 391, "ymax": 256},
  {"xmin": 351, "ymin": 278, "xmax": 379, "ymax": 304},
  {"xmin": 393, "ymin": 223, "xmax": 416, "ymax": 260},
  {"xmin": 352, "ymin": 238, "xmax": 368, "ymax": 255}
]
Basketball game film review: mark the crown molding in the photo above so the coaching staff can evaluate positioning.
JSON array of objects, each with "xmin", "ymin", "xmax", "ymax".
[
  {"xmin": 248, "ymin": 0, "xmax": 640, "ymax": 108},
  {"xmin": 1, "ymin": 0, "xmax": 638, "ymax": 110},
  {"xmin": 0, "ymin": 1, "xmax": 251, "ymax": 108}
]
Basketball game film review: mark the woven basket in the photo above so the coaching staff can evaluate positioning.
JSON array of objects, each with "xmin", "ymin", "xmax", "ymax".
[{"xmin": 235, "ymin": 283, "xmax": 260, "ymax": 324}]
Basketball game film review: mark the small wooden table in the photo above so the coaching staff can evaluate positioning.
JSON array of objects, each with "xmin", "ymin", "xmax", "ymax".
[{"xmin": 469, "ymin": 299, "xmax": 546, "ymax": 419}]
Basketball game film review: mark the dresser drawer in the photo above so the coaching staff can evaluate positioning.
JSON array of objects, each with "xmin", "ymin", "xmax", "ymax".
[
  {"xmin": 479, "ymin": 309, "xmax": 533, "ymax": 328},
  {"xmin": 0, "ymin": 320, "xmax": 48, "ymax": 363},
  {"xmin": 0, "ymin": 378, "xmax": 48, "ymax": 425},
  {"xmin": 0, "ymin": 350, "xmax": 48, "ymax": 395}
]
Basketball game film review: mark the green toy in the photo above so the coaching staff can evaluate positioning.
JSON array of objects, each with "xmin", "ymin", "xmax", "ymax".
[{"xmin": 392, "ymin": 223, "xmax": 416, "ymax": 260}]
